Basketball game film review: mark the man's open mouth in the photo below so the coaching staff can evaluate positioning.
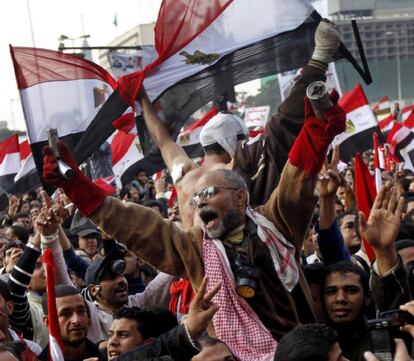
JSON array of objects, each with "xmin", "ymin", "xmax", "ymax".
[{"xmin": 198, "ymin": 208, "xmax": 219, "ymax": 228}]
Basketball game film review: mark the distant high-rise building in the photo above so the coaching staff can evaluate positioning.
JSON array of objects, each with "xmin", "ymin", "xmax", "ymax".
[{"xmin": 327, "ymin": 0, "xmax": 414, "ymax": 103}]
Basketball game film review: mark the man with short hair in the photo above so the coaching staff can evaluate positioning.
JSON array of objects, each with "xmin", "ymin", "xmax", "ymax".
[
  {"xmin": 0, "ymin": 280, "xmax": 41, "ymax": 358},
  {"xmin": 84, "ymin": 250, "xmax": 174, "ymax": 341},
  {"xmin": 337, "ymin": 212, "xmax": 361, "ymax": 254},
  {"xmin": 191, "ymin": 337, "xmax": 236, "ymax": 361},
  {"xmin": 322, "ymin": 260, "xmax": 372, "ymax": 361},
  {"xmin": 38, "ymin": 285, "xmax": 102, "ymax": 361},
  {"xmin": 275, "ymin": 324, "xmax": 349, "ymax": 361},
  {"xmin": 107, "ymin": 306, "xmax": 177, "ymax": 360}
]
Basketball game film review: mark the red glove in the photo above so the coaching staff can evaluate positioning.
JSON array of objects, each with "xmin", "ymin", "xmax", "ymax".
[
  {"xmin": 288, "ymin": 90, "xmax": 346, "ymax": 175},
  {"xmin": 43, "ymin": 142, "xmax": 113, "ymax": 216}
]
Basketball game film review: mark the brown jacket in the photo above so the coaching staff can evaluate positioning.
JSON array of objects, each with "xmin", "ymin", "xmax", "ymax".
[
  {"xmin": 91, "ymin": 162, "xmax": 318, "ymax": 338},
  {"xmin": 234, "ymin": 64, "xmax": 326, "ymax": 207}
]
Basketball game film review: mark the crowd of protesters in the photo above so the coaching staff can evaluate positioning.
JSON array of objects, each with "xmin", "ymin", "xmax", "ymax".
[{"xmin": 0, "ymin": 19, "xmax": 413, "ymax": 361}]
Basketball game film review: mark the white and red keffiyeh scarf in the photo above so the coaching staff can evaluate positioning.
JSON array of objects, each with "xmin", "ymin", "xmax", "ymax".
[{"xmin": 202, "ymin": 207, "xmax": 299, "ymax": 361}]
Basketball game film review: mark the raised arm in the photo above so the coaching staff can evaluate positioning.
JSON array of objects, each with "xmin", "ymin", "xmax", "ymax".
[
  {"xmin": 258, "ymin": 91, "xmax": 346, "ymax": 251},
  {"xmin": 42, "ymin": 142, "xmax": 204, "ymax": 282},
  {"xmin": 7, "ymin": 233, "xmax": 41, "ymax": 340},
  {"xmin": 139, "ymin": 89, "xmax": 196, "ymax": 175},
  {"xmin": 316, "ymin": 145, "xmax": 350, "ymax": 264},
  {"xmin": 233, "ymin": 20, "xmax": 341, "ymax": 206}
]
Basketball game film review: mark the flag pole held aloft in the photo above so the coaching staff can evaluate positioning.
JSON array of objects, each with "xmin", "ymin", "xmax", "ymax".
[
  {"xmin": 47, "ymin": 129, "xmax": 74, "ymax": 179},
  {"xmin": 306, "ymin": 81, "xmax": 333, "ymax": 120}
]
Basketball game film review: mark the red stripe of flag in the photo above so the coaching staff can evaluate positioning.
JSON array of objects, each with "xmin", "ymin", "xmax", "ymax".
[
  {"xmin": 354, "ymin": 154, "xmax": 376, "ymax": 262},
  {"xmin": 42, "ymin": 249, "xmax": 65, "ymax": 361}
]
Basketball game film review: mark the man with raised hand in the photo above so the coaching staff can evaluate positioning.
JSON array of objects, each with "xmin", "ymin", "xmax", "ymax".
[{"xmin": 42, "ymin": 74, "xmax": 346, "ymax": 360}]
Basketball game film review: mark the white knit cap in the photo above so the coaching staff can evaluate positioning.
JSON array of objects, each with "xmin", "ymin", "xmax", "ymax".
[{"xmin": 200, "ymin": 113, "xmax": 248, "ymax": 158}]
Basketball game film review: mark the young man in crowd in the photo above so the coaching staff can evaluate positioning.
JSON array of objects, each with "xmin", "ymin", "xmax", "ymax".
[
  {"xmin": 275, "ymin": 323, "xmax": 349, "ymax": 361},
  {"xmin": 0, "ymin": 280, "xmax": 41, "ymax": 358},
  {"xmin": 39, "ymin": 285, "xmax": 102, "ymax": 361},
  {"xmin": 322, "ymin": 261, "xmax": 372, "ymax": 361},
  {"xmin": 337, "ymin": 211, "xmax": 361, "ymax": 255},
  {"xmin": 107, "ymin": 306, "xmax": 177, "ymax": 360}
]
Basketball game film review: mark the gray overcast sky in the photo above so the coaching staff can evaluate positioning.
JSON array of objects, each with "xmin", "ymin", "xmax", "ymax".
[{"xmin": 0, "ymin": 0, "xmax": 162, "ymax": 131}]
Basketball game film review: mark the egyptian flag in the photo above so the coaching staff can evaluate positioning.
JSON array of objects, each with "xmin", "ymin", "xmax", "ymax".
[
  {"xmin": 387, "ymin": 122, "xmax": 414, "ymax": 172},
  {"xmin": 42, "ymin": 249, "xmax": 65, "ymax": 361},
  {"xmin": 332, "ymin": 84, "xmax": 383, "ymax": 162},
  {"xmin": 175, "ymin": 107, "xmax": 219, "ymax": 157},
  {"xmin": 9, "ymin": 46, "xmax": 120, "ymax": 187},
  {"xmin": 372, "ymin": 96, "xmax": 391, "ymax": 119},
  {"xmin": 75, "ymin": 0, "xmax": 370, "ymax": 175},
  {"xmin": 354, "ymin": 153, "xmax": 376, "ymax": 262},
  {"xmin": 0, "ymin": 134, "xmax": 21, "ymax": 193},
  {"xmin": 378, "ymin": 114, "xmax": 394, "ymax": 135}
]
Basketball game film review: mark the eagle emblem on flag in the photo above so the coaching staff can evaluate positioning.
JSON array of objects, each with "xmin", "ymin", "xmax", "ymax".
[
  {"xmin": 345, "ymin": 119, "xmax": 356, "ymax": 134},
  {"xmin": 179, "ymin": 132, "xmax": 190, "ymax": 145},
  {"xmin": 179, "ymin": 50, "xmax": 220, "ymax": 65}
]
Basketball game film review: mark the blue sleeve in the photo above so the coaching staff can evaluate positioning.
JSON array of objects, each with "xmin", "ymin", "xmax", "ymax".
[
  {"xmin": 63, "ymin": 247, "xmax": 89, "ymax": 279},
  {"xmin": 316, "ymin": 220, "xmax": 350, "ymax": 265}
]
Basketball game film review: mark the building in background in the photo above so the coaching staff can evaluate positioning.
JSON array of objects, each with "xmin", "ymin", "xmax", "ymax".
[
  {"xmin": 98, "ymin": 22, "xmax": 155, "ymax": 72},
  {"xmin": 330, "ymin": 0, "xmax": 414, "ymax": 104}
]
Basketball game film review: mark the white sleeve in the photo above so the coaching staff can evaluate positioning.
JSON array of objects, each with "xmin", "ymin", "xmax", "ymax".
[{"xmin": 128, "ymin": 272, "xmax": 176, "ymax": 308}]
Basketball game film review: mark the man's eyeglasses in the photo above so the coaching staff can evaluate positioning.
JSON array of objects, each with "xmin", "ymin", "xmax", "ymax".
[
  {"xmin": 190, "ymin": 186, "xmax": 240, "ymax": 206},
  {"xmin": 342, "ymin": 221, "xmax": 355, "ymax": 230}
]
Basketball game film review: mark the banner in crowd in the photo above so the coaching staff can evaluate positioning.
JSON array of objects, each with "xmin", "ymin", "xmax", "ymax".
[
  {"xmin": 108, "ymin": 46, "xmax": 157, "ymax": 79},
  {"xmin": 243, "ymin": 106, "xmax": 270, "ymax": 129},
  {"xmin": 332, "ymin": 84, "xmax": 383, "ymax": 162},
  {"xmin": 76, "ymin": 0, "xmax": 368, "ymax": 176}
]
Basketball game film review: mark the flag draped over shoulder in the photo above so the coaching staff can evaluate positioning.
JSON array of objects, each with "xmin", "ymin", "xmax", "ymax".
[
  {"xmin": 332, "ymin": 84, "xmax": 383, "ymax": 162},
  {"xmin": 9, "ymin": 46, "xmax": 122, "ymax": 186},
  {"xmin": 77, "ymin": 0, "xmax": 369, "ymax": 176}
]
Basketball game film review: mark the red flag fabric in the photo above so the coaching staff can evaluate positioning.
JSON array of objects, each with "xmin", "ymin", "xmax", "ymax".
[
  {"xmin": 373, "ymin": 132, "xmax": 382, "ymax": 192},
  {"xmin": 118, "ymin": 1, "xmax": 232, "ymax": 106},
  {"xmin": 168, "ymin": 186, "xmax": 177, "ymax": 208},
  {"xmin": 42, "ymin": 249, "xmax": 65, "ymax": 361},
  {"xmin": 354, "ymin": 153, "xmax": 376, "ymax": 261}
]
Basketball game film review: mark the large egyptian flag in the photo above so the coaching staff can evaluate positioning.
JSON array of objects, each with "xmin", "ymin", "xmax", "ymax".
[
  {"xmin": 332, "ymin": 84, "xmax": 383, "ymax": 162},
  {"xmin": 74, "ymin": 0, "xmax": 370, "ymax": 174},
  {"xmin": 10, "ymin": 46, "xmax": 120, "ymax": 186}
]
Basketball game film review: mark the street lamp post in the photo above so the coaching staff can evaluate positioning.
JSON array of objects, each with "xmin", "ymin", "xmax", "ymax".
[{"xmin": 386, "ymin": 31, "xmax": 402, "ymax": 102}]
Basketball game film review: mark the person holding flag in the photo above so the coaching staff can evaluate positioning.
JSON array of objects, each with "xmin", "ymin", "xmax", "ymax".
[
  {"xmin": 138, "ymin": 19, "xmax": 342, "ymax": 230},
  {"xmin": 42, "ymin": 65, "xmax": 346, "ymax": 361}
]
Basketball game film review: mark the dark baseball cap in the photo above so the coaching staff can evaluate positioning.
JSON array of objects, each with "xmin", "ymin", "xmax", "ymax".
[
  {"xmin": 84, "ymin": 249, "xmax": 125, "ymax": 286},
  {"xmin": 77, "ymin": 228, "xmax": 100, "ymax": 238}
]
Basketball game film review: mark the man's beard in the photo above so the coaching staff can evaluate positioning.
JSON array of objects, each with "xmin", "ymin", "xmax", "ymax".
[
  {"xmin": 62, "ymin": 335, "xmax": 86, "ymax": 347},
  {"xmin": 206, "ymin": 208, "xmax": 242, "ymax": 239}
]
